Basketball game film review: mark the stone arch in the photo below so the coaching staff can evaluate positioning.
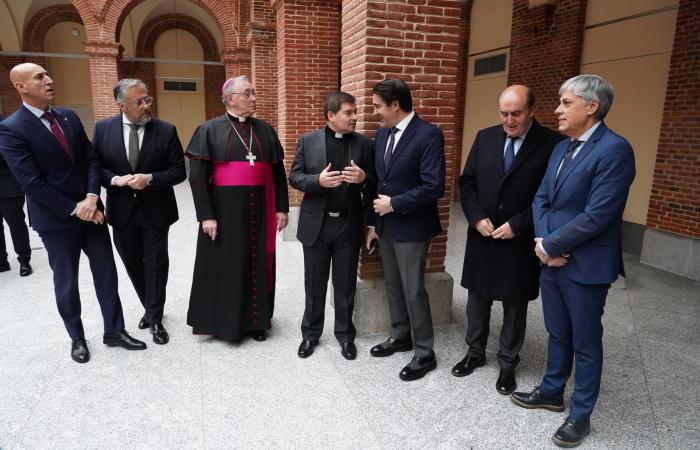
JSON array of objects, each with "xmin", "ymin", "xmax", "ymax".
[
  {"xmin": 120, "ymin": 13, "xmax": 225, "ymax": 120},
  {"xmin": 22, "ymin": 5, "xmax": 84, "ymax": 53},
  {"xmin": 102, "ymin": 0, "xmax": 239, "ymax": 52}
]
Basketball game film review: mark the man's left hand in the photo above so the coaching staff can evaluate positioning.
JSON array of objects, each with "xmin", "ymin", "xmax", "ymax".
[
  {"xmin": 491, "ymin": 222, "xmax": 514, "ymax": 239},
  {"xmin": 75, "ymin": 196, "xmax": 98, "ymax": 221},
  {"xmin": 128, "ymin": 173, "xmax": 151, "ymax": 190},
  {"xmin": 276, "ymin": 212, "xmax": 288, "ymax": 232},
  {"xmin": 341, "ymin": 160, "xmax": 366, "ymax": 184},
  {"xmin": 373, "ymin": 195, "xmax": 392, "ymax": 216}
]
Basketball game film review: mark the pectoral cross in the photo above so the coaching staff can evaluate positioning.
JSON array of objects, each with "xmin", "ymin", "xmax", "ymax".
[{"xmin": 246, "ymin": 152, "xmax": 257, "ymax": 166}]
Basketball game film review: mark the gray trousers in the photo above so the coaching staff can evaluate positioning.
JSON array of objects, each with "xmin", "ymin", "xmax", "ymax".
[{"xmin": 378, "ymin": 232, "xmax": 434, "ymax": 358}]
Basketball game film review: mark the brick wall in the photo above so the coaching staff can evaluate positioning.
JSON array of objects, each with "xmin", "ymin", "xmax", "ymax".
[
  {"xmin": 0, "ymin": 56, "xmax": 24, "ymax": 116},
  {"xmin": 507, "ymin": 0, "xmax": 587, "ymax": 130},
  {"xmin": 341, "ymin": 0, "xmax": 463, "ymax": 278},
  {"xmin": 646, "ymin": 0, "xmax": 700, "ymax": 239},
  {"xmin": 85, "ymin": 41, "xmax": 121, "ymax": 121},
  {"xmin": 248, "ymin": 0, "xmax": 278, "ymax": 125},
  {"xmin": 451, "ymin": 0, "xmax": 473, "ymax": 201},
  {"xmin": 274, "ymin": 0, "xmax": 342, "ymax": 207}
]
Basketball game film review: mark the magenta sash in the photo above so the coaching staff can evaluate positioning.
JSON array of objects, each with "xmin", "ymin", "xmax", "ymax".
[{"xmin": 212, "ymin": 161, "xmax": 276, "ymax": 291}]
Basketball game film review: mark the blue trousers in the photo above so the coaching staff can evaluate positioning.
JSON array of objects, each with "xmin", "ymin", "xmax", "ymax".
[{"xmin": 539, "ymin": 266, "xmax": 609, "ymax": 421}]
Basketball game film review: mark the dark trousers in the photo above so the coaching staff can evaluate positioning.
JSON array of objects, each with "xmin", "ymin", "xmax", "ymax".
[
  {"xmin": 539, "ymin": 266, "xmax": 609, "ymax": 421},
  {"xmin": 378, "ymin": 232, "xmax": 433, "ymax": 359},
  {"xmin": 112, "ymin": 204, "xmax": 170, "ymax": 323},
  {"xmin": 301, "ymin": 215, "xmax": 358, "ymax": 343},
  {"xmin": 40, "ymin": 221, "xmax": 125, "ymax": 341},
  {"xmin": 465, "ymin": 291, "xmax": 528, "ymax": 369},
  {"xmin": 0, "ymin": 196, "xmax": 31, "ymax": 264}
]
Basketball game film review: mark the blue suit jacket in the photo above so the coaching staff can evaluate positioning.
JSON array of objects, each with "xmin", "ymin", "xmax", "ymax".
[
  {"xmin": 0, "ymin": 105, "xmax": 101, "ymax": 232},
  {"xmin": 533, "ymin": 122, "xmax": 635, "ymax": 284},
  {"xmin": 373, "ymin": 113, "xmax": 445, "ymax": 242}
]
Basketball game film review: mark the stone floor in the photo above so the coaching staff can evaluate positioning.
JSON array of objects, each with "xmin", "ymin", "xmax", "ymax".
[{"xmin": 1, "ymin": 184, "xmax": 698, "ymax": 450}]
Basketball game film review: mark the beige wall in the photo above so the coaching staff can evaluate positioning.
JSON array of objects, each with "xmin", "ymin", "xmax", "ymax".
[
  {"xmin": 154, "ymin": 29, "xmax": 206, "ymax": 148},
  {"xmin": 44, "ymin": 22, "xmax": 94, "ymax": 136},
  {"xmin": 460, "ymin": 0, "xmax": 512, "ymax": 170},
  {"xmin": 582, "ymin": 0, "xmax": 678, "ymax": 225}
]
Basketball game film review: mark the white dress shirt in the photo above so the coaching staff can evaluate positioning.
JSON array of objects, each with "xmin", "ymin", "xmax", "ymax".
[
  {"xmin": 503, "ymin": 120, "xmax": 533, "ymax": 157},
  {"xmin": 386, "ymin": 110, "xmax": 415, "ymax": 154}
]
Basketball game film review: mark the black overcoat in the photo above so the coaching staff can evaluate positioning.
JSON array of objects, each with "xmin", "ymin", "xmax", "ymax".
[{"xmin": 459, "ymin": 119, "xmax": 564, "ymax": 301}]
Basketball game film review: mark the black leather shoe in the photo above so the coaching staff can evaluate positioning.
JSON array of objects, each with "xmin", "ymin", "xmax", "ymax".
[
  {"xmin": 150, "ymin": 322, "xmax": 169, "ymax": 345},
  {"xmin": 71, "ymin": 339, "xmax": 90, "ymax": 363},
  {"xmin": 297, "ymin": 340, "xmax": 317, "ymax": 358},
  {"xmin": 369, "ymin": 337, "xmax": 412, "ymax": 357},
  {"xmin": 250, "ymin": 330, "xmax": 267, "ymax": 341},
  {"xmin": 19, "ymin": 263, "xmax": 32, "ymax": 277},
  {"xmin": 399, "ymin": 354, "xmax": 437, "ymax": 381},
  {"xmin": 451, "ymin": 354, "xmax": 485, "ymax": 377},
  {"xmin": 340, "ymin": 342, "xmax": 357, "ymax": 360},
  {"xmin": 552, "ymin": 417, "xmax": 591, "ymax": 448},
  {"xmin": 510, "ymin": 386, "xmax": 565, "ymax": 412},
  {"xmin": 103, "ymin": 330, "xmax": 147, "ymax": 350},
  {"xmin": 0, "ymin": 260, "xmax": 9, "ymax": 272},
  {"xmin": 138, "ymin": 315, "xmax": 149, "ymax": 330},
  {"xmin": 496, "ymin": 369, "xmax": 516, "ymax": 395}
]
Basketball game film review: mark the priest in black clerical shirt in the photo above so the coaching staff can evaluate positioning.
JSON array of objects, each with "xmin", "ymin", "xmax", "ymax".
[
  {"xmin": 289, "ymin": 92, "xmax": 375, "ymax": 360},
  {"xmin": 185, "ymin": 75, "xmax": 289, "ymax": 342}
]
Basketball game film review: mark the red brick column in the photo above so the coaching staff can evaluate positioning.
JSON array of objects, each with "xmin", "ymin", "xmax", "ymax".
[
  {"xmin": 222, "ymin": 47, "xmax": 252, "ymax": 78},
  {"xmin": 273, "ymin": 0, "xmax": 341, "ymax": 207},
  {"xmin": 507, "ymin": 0, "xmax": 587, "ymax": 130},
  {"xmin": 647, "ymin": 0, "xmax": 700, "ymax": 239},
  {"xmin": 85, "ymin": 41, "xmax": 121, "ymax": 121},
  {"xmin": 341, "ymin": 0, "xmax": 463, "ymax": 278},
  {"xmin": 0, "ymin": 56, "xmax": 25, "ymax": 116},
  {"xmin": 248, "ymin": 0, "xmax": 279, "ymax": 126}
]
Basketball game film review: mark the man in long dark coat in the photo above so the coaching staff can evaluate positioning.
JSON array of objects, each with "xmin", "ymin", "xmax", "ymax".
[
  {"xmin": 186, "ymin": 75, "xmax": 289, "ymax": 342},
  {"xmin": 454, "ymin": 85, "xmax": 564, "ymax": 394}
]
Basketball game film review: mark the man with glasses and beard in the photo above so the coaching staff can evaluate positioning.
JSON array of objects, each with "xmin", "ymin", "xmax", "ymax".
[{"xmin": 92, "ymin": 79, "xmax": 186, "ymax": 345}]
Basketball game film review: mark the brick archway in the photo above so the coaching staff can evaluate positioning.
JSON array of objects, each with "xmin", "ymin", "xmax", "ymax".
[
  {"xmin": 103, "ymin": 0, "xmax": 239, "ymax": 51},
  {"xmin": 118, "ymin": 13, "xmax": 225, "ymax": 120},
  {"xmin": 22, "ymin": 5, "xmax": 84, "ymax": 58}
]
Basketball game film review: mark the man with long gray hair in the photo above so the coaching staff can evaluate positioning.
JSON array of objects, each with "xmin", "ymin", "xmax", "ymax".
[
  {"xmin": 510, "ymin": 74, "xmax": 635, "ymax": 447},
  {"xmin": 92, "ymin": 78, "xmax": 186, "ymax": 345}
]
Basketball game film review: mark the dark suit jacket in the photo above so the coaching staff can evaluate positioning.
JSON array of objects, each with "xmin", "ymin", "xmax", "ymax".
[
  {"xmin": 372, "ymin": 113, "xmax": 445, "ymax": 242},
  {"xmin": 0, "ymin": 114, "xmax": 25, "ymax": 199},
  {"xmin": 459, "ymin": 119, "xmax": 565, "ymax": 301},
  {"xmin": 289, "ymin": 129, "xmax": 375, "ymax": 246},
  {"xmin": 0, "ymin": 105, "xmax": 101, "ymax": 232},
  {"xmin": 92, "ymin": 115, "xmax": 186, "ymax": 228},
  {"xmin": 533, "ymin": 122, "xmax": 636, "ymax": 285}
]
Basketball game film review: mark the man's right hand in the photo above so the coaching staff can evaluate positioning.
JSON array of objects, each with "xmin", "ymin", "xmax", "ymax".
[
  {"xmin": 318, "ymin": 163, "xmax": 342, "ymax": 188},
  {"xmin": 202, "ymin": 219, "xmax": 218, "ymax": 241},
  {"xmin": 113, "ymin": 174, "xmax": 135, "ymax": 187},
  {"xmin": 475, "ymin": 218, "xmax": 495, "ymax": 236}
]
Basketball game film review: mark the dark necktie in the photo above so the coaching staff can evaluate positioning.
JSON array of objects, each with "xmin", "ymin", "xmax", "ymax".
[
  {"xmin": 384, "ymin": 127, "xmax": 399, "ymax": 167},
  {"xmin": 42, "ymin": 111, "xmax": 69, "ymax": 156},
  {"xmin": 128, "ymin": 124, "xmax": 140, "ymax": 171},
  {"xmin": 556, "ymin": 139, "xmax": 581, "ymax": 184},
  {"xmin": 503, "ymin": 136, "xmax": 517, "ymax": 172}
]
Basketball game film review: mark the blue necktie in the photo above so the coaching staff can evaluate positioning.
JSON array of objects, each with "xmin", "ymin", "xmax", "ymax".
[
  {"xmin": 503, "ymin": 137, "xmax": 517, "ymax": 172},
  {"xmin": 556, "ymin": 139, "xmax": 581, "ymax": 184},
  {"xmin": 384, "ymin": 127, "xmax": 399, "ymax": 167}
]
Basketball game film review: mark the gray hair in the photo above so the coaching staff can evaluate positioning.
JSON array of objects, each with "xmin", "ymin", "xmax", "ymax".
[
  {"xmin": 559, "ymin": 74, "xmax": 614, "ymax": 120},
  {"xmin": 221, "ymin": 75, "xmax": 250, "ymax": 103},
  {"xmin": 113, "ymin": 79, "xmax": 147, "ymax": 102}
]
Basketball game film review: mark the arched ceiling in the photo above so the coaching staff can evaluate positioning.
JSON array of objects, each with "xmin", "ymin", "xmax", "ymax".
[{"xmin": 119, "ymin": 0, "xmax": 223, "ymax": 57}]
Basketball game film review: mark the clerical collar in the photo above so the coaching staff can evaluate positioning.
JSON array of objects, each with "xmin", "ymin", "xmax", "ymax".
[
  {"xmin": 325, "ymin": 125, "xmax": 349, "ymax": 140},
  {"xmin": 226, "ymin": 112, "xmax": 248, "ymax": 123}
]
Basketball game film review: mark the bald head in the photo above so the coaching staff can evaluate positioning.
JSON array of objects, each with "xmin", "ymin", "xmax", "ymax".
[
  {"xmin": 9, "ymin": 63, "xmax": 55, "ymax": 109},
  {"xmin": 498, "ymin": 85, "xmax": 535, "ymax": 137}
]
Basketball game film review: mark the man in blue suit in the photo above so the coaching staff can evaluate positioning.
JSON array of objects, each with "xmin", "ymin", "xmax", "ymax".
[
  {"xmin": 366, "ymin": 78, "xmax": 446, "ymax": 381},
  {"xmin": 510, "ymin": 75, "xmax": 635, "ymax": 447},
  {"xmin": 0, "ymin": 113, "xmax": 32, "ymax": 276},
  {"xmin": 0, "ymin": 63, "xmax": 146, "ymax": 363}
]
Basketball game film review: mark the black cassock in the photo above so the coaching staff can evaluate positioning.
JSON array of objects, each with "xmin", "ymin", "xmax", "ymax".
[{"xmin": 185, "ymin": 114, "xmax": 289, "ymax": 340}]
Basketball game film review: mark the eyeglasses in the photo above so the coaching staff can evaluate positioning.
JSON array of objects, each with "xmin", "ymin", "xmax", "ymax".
[
  {"xmin": 126, "ymin": 96, "xmax": 154, "ymax": 107},
  {"xmin": 229, "ymin": 90, "xmax": 256, "ymax": 99}
]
